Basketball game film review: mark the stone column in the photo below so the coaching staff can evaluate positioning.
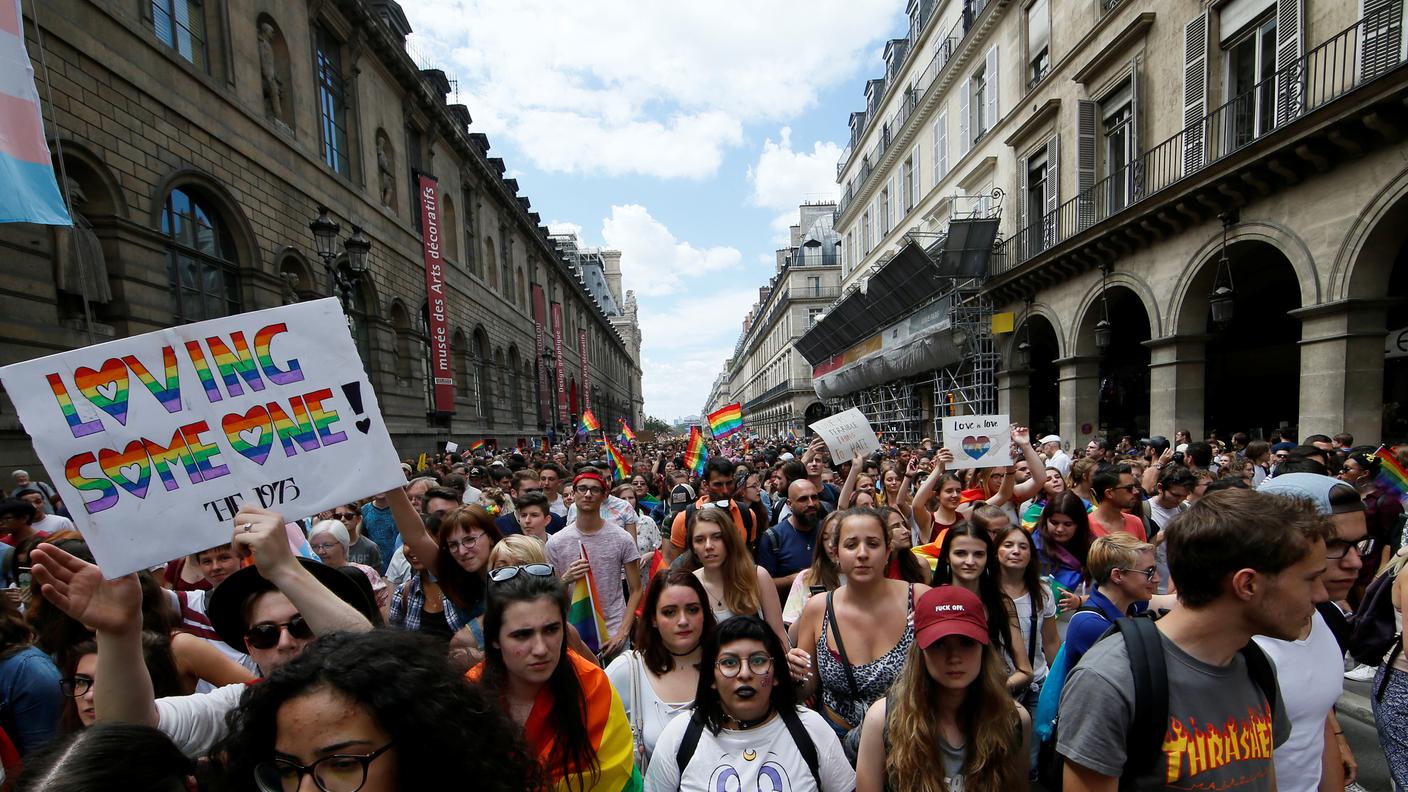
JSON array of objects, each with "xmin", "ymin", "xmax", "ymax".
[
  {"xmin": 1144, "ymin": 335, "xmax": 1207, "ymax": 440},
  {"xmin": 997, "ymin": 368, "xmax": 1031, "ymax": 427},
  {"xmin": 1055, "ymin": 356, "xmax": 1101, "ymax": 447},
  {"xmin": 1292, "ymin": 299, "xmax": 1390, "ymax": 442}
]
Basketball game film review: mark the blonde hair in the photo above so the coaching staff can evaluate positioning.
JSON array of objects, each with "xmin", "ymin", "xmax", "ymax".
[
  {"xmin": 1087, "ymin": 532, "xmax": 1154, "ymax": 584},
  {"xmin": 488, "ymin": 535, "xmax": 547, "ymax": 570},
  {"xmin": 688, "ymin": 507, "xmax": 760, "ymax": 617}
]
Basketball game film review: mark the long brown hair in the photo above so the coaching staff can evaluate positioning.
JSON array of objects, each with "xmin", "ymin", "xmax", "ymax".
[
  {"xmin": 632, "ymin": 570, "xmax": 717, "ymax": 675},
  {"xmin": 435, "ymin": 505, "xmax": 503, "ymax": 613},
  {"xmin": 806, "ymin": 511, "xmax": 843, "ymax": 592},
  {"xmin": 687, "ymin": 508, "xmax": 759, "ymax": 617},
  {"xmin": 884, "ymin": 639, "xmax": 1024, "ymax": 791}
]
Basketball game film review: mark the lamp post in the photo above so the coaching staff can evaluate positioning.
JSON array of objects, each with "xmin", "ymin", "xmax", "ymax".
[
  {"xmin": 308, "ymin": 206, "xmax": 371, "ymax": 322},
  {"xmin": 1210, "ymin": 211, "xmax": 1238, "ymax": 327},
  {"xmin": 1094, "ymin": 262, "xmax": 1114, "ymax": 355}
]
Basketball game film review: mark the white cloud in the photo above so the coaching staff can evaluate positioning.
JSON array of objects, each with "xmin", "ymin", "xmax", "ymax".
[
  {"xmin": 600, "ymin": 204, "xmax": 741, "ymax": 297},
  {"xmin": 638, "ymin": 287, "xmax": 758, "ymax": 419},
  {"xmin": 401, "ymin": 0, "xmax": 899, "ymax": 179},
  {"xmin": 545, "ymin": 220, "xmax": 583, "ymax": 239},
  {"xmin": 749, "ymin": 127, "xmax": 843, "ymax": 209}
]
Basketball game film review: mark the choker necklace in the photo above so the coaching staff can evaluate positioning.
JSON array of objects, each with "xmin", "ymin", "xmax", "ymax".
[
  {"xmin": 668, "ymin": 647, "xmax": 696, "ymax": 657},
  {"xmin": 726, "ymin": 710, "xmax": 773, "ymax": 730}
]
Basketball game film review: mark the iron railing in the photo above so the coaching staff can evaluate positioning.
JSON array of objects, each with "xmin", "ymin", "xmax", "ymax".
[
  {"xmin": 744, "ymin": 379, "xmax": 815, "ymax": 412},
  {"xmin": 998, "ymin": 10, "xmax": 1403, "ymax": 273}
]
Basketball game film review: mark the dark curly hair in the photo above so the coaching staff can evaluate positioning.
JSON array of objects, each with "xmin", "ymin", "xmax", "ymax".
[
  {"xmin": 214, "ymin": 628, "xmax": 540, "ymax": 791},
  {"xmin": 692, "ymin": 615, "xmax": 798, "ymax": 735}
]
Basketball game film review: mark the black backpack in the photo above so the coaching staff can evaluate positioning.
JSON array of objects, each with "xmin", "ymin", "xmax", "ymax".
[
  {"xmin": 675, "ymin": 707, "xmax": 820, "ymax": 787},
  {"xmin": 1347, "ymin": 556, "xmax": 1406, "ymax": 698},
  {"xmin": 1037, "ymin": 615, "xmax": 1278, "ymax": 790}
]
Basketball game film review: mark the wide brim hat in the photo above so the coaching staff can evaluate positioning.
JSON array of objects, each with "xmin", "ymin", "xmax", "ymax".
[{"xmin": 207, "ymin": 558, "xmax": 376, "ymax": 653}]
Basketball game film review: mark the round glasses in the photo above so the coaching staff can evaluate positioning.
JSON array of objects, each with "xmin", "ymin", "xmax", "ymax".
[
  {"xmin": 716, "ymin": 652, "xmax": 773, "ymax": 678},
  {"xmin": 445, "ymin": 533, "xmax": 486, "ymax": 553},
  {"xmin": 489, "ymin": 563, "xmax": 555, "ymax": 583},
  {"xmin": 59, "ymin": 674, "xmax": 93, "ymax": 697},
  {"xmin": 254, "ymin": 741, "xmax": 395, "ymax": 792}
]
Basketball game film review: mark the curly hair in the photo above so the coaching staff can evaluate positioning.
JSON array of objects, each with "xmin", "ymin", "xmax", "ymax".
[
  {"xmin": 692, "ymin": 615, "xmax": 797, "ymax": 735},
  {"xmin": 215, "ymin": 628, "xmax": 540, "ymax": 791},
  {"xmin": 884, "ymin": 639, "xmax": 1024, "ymax": 792}
]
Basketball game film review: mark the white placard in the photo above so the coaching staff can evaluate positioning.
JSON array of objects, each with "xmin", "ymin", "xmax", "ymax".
[
  {"xmin": 444, "ymin": 441, "xmax": 459, "ymax": 453},
  {"xmin": 940, "ymin": 414, "xmax": 1012, "ymax": 469},
  {"xmin": 808, "ymin": 407, "xmax": 880, "ymax": 460},
  {"xmin": 0, "ymin": 298, "xmax": 405, "ymax": 577}
]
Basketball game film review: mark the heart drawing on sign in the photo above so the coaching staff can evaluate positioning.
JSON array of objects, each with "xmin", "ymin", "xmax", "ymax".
[
  {"xmin": 356, "ymin": 418, "xmax": 372, "ymax": 434},
  {"xmin": 96, "ymin": 382, "xmax": 119, "ymax": 401},
  {"xmin": 239, "ymin": 427, "xmax": 264, "ymax": 448},
  {"xmin": 961, "ymin": 436, "xmax": 992, "ymax": 460},
  {"xmin": 118, "ymin": 463, "xmax": 143, "ymax": 484}
]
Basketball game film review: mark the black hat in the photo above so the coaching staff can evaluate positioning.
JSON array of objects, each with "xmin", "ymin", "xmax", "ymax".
[{"xmin": 206, "ymin": 558, "xmax": 377, "ymax": 653}]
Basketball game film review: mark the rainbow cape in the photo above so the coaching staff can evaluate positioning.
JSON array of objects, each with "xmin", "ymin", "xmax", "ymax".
[
  {"xmin": 619, "ymin": 419, "xmax": 636, "ymax": 442},
  {"xmin": 581, "ymin": 409, "xmax": 601, "ymax": 432},
  {"xmin": 1374, "ymin": 446, "xmax": 1408, "ymax": 500},
  {"xmin": 706, "ymin": 402, "xmax": 744, "ymax": 439},
  {"xmin": 604, "ymin": 438, "xmax": 631, "ymax": 481},
  {"xmin": 685, "ymin": 426, "xmax": 709, "ymax": 475},
  {"xmin": 568, "ymin": 544, "xmax": 610, "ymax": 655}
]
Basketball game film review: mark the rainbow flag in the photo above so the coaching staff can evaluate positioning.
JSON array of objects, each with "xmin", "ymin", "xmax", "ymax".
[
  {"xmin": 706, "ymin": 402, "xmax": 744, "ymax": 439},
  {"xmin": 604, "ymin": 438, "xmax": 631, "ymax": 481},
  {"xmin": 619, "ymin": 419, "xmax": 636, "ymax": 442},
  {"xmin": 469, "ymin": 439, "xmax": 487, "ymax": 455},
  {"xmin": 567, "ymin": 544, "xmax": 610, "ymax": 656},
  {"xmin": 581, "ymin": 409, "xmax": 601, "ymax": 432},
  {"xmin": 685, "ymin": 426, "xmax": 708, "ymax": 476},
  {"xmin": 1374, "ymin": 446, "xmax": 1408, "ymax": 500},
  {"xmin": 640, "ymin": 493, "xmax": 662, "ymax": 510}
]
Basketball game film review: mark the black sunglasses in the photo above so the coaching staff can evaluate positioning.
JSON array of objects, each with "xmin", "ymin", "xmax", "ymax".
[
  {"xmin": 245, "ymin": 615, "xmax": 313, "ymax": 650},
  {"xmin": 488, "ymin": 563, "xmax": 555, "ymax": 583}
]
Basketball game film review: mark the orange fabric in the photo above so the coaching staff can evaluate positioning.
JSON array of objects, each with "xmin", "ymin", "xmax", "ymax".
[{"xmin": 1089, "ymin": 511, "xmax": 1147, "ymax": 542}]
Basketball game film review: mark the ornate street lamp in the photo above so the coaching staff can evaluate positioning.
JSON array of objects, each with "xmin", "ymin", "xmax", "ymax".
[
  {"xmin": 344, "ymin": 225, "xmax": 371, "ymax": 274},
  {"xmin": 1094, "ymin": 262, "xmax": 1114, "ymax": 355},
  {"xmin": 308, "ymin": 207, "xmax": 372, "ymax": 317},
  {"xmin": 1210, "ymin": 212, "xmax": 1237, "ymax": 327},
  {"xmin": 309, "ymin": 206, "xmax": 340, "ymax": 260}
]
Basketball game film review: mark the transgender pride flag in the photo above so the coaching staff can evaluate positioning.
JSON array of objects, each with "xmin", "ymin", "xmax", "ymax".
[{"xmin": 0, "ymin": 0, "xmax": 71, "ymax": 225}]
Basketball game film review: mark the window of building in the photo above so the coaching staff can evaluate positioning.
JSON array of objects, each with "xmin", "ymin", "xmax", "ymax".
[
  {"xmin": 1025, "ymin": 150, "xmax": 1049, "ymax": 254},
  {"xmin": 878, "ymin": 184, "xmax": 890, "ymax": 237},
  {"xmin": 806, "ymin": 275, "xmax": 821, "ymax": 296},
  {"xmin": 474, "ymin": 328, "xmax": 493, "ymax": 425},
  {"xmin": 406, "ymin": 127, "xmax": 424, "ymax": 230},
  {"xmin": 862, "ymin": 209, "xmax": 873, "ymax": 254},
  {"xmin": 462, "ymin": 188, "xmax": 478, "ymax": 276},
  {"xmin": 151, "ymin": 0, "xmax": 208, "ymax": 71},
  {"xmin": 1101, "ymin": 81, "xmax": 1134, "ymax": 213},
  {"xmin": 960, "ymin": 48, "xmax": 999, "ymax": 152},
  {"xmin": 499, "ymin": 225, "xmax": 513, "ymax": 295},
  {"xmin": 314, "ymin": 24, "xmax": 351, "ymax": 176},
  {"xmin": 973, "ymin": 68, "xmax": 989, "ymax": 139},
  {"xmin": 1027, "ymin": 0, "xmax": 1050, "ymax": 88},
  {"xmin": 162, "ymin": 187, "xmax": 240, "ymax": 324},
  {"xmin": 933, "ymin": 106, "xmax": 948, "ymax": 183},
  {"xmin": 901, "ymin": 155, "xmax": 916, "ymax": 214},
  {"xmin": 801, "ymin": 241, "xmax": 823, "ymax": 268},
  {"xmin": 1224, "ymin": 12, "xmax": 1277, "ymax": 148}
]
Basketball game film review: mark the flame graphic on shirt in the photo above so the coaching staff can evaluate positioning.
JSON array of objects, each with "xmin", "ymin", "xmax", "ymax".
[{"xmin": 1161, "ymin": 703, "xmax": 1275, "ymax": 785}]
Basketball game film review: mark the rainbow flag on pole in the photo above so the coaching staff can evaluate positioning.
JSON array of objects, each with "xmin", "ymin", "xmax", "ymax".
[
  {"xmin": 604, "ymin": 437, "xmax": 631, "ymax": 481},
  {"xmin": 619, "ymin": 419, "xmax": 636, "ymax": 444},
  {"xmin": 1374, "ymin": 446, "xmax": 1408, "ymax": 500},
  {"xmin": 469, "ymin": 438, "xmax": 487, "ymax": 455},
  {"xmin": 706, "ymin": 402, "xmax": 744, "ymax": 439},
  {"xmin": 685, "ymin": 426, "xmax": 709, "ymax": 476},
  {"xmin": 568, "ymin": 544, "xmax": 610, "ymax": 655},
  {"xmin": 581, "ymin": 409, "xmax": 601, "ymax": 433}
]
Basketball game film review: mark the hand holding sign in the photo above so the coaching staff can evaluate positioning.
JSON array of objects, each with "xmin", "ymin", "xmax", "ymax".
[
  {"xmin": 808, "ymin": 407, "xmax": 880, "ymax": 461},
  {"xmin": 939, "ymin": 414, "xmax": 1012, "ymax": 470}
]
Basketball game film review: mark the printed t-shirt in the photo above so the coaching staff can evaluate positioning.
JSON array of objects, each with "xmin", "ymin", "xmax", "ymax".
[
  {"xmin": 645, "ymin": 706, "xmax": 855, "ymax": 792},
  {"xmin": 1057, "ymin": 628, "xmax": 1290, "ymax": 790},
  {"xmin": 545, "ymin": 522, "xmax": 640, "ymax": 635}
]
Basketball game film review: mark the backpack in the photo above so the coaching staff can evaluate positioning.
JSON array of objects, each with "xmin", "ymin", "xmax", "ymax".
[
  {"xmin": 1347, "ymin": 554, "xmax": 1406, "ymax": 696},
  {"xmin": 682, "ymin": 500, "xmax": 756, "ymax": 548},
  {"xmin": 675, "ymin": 707, "xmax": 820, "ymax": 787},
  {"xmin": 1036, "ymin": 615, "xmax": 1278, "ymax": 791}
]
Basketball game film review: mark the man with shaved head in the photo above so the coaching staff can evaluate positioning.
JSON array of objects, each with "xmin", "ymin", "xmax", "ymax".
[{"xmin": 756, "ymin": 479, "xmax": 826, "ymax": 600}]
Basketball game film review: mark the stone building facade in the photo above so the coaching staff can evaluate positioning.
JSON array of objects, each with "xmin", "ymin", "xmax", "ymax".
[
  {"xmin": 0, "ymin": 0, "xmax": 643, "ymax": 472},
  {"xmin": 810, "ymin": 0, "xmax": 1408, "ymax": 447}
]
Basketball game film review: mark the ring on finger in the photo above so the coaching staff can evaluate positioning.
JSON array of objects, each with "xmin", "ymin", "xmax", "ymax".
[{"xmin": 239, "ymin": 522, "xmax": 255, "ymax": 533}]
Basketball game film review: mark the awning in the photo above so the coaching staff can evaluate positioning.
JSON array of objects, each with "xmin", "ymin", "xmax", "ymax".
[{"xmin": 812, "ymin": 300, "xmax": 964, "ymax": 398}]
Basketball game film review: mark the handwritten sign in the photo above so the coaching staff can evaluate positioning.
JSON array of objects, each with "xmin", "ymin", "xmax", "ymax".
[
  {"xmin": 808, "ymin": 407, "xmax": 880, "ymax": 460},
  {"xmin": 0, "ymin": 298, "xmax": 405, "ymax": 577},
  {"xmin": 940, "ymin": 414, "xmax": 1011, "ymax": 469},
  {"xmin": 444, "ymin": 441, "xmax": 458, "ymax": 453}
]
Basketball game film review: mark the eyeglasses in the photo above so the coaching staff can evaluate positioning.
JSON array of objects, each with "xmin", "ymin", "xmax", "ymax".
[
  {"xmin": 488, "ymin": 563, "xmax": 555, "ymax": 583},
  {"xmin": 333, "ymin": 512, "xmax": 356, "ymax": 521},
  {"xmin": 245, "ymin": 615, "xmax": 314, "ymax": 650},
  {"xmin": 1116, "ymin": 566, "xmax": 1158, "ymax": 581},
  {"xmin": 574, "ymin": 485, "xmax": 604, "ymax": 496},
  {"xmin": 59, "ymin": 674, "xmax": 93, "ymax": 697},
  {"xmin": 445, "ymin": 533, "xmax": 486, "ymax": 552},
  {"xmin": 310, "ymin": 543, "xmax": 341, "ymax": 553},
  {"xmin": 1326, "ymin": 538, "xmax": 1374, "ymax": 560},
  {"xmin": 254, "ymin": 742, "xmax": 395, "ymax": 792},
  {"xmin": 716, "ymin": 652, "xmax": 773, "ymax": 678}
]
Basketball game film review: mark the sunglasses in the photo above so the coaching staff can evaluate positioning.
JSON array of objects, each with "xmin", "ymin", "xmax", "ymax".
[
  {"xmin": 1116, "ymin": 566, "xmax": 1158, "ymax": 582},
  {"xmin": 488, "ymin": 563, "xmax": 555, "ymax": 583},
  {"xmin": 245, "ymin": 615, "xmax": 313, "ymax": 650},
  {"xmin": 333, "ymin": 512, "xmax": 356, "ymax": 521}
]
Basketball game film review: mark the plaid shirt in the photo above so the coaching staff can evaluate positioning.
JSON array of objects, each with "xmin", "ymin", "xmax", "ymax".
[{"xmin": 389, "ymin": 575, "xmax": 470, "ymax": 634}]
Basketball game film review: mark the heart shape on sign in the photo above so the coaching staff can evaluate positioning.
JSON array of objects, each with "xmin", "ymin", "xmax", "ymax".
[
  {"xmin": 75, "ymin": 358, "xmax": 131, "ymax": 426},
  {"xmin": 97, "ymin": 441, "xmax": 150, "ymax": 498},
  {"xmin": 961, "ymin": 435, "xmax": 992, "ymax": 461},
  {"xmin": 223, "ymin": 406, "xmax": 274, "ymax": 465},
  {"xmin": 355, "ymin": 418, "xmax": 372, "ymax": 434}
]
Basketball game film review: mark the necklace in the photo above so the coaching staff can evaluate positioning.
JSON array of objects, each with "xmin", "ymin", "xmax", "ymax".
[{"xmin": 725, "ymin": 710, "xmax": 772, "ymax": 730}]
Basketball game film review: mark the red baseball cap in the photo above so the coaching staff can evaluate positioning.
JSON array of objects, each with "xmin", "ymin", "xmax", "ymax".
[{"xmin": 914, "ymin": 585, "xmax": 989, "ymax": 648}]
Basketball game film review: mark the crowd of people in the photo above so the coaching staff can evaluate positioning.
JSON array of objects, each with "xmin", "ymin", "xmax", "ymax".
[{"xmin": 0, "ymin": 425, "xmax": 1404, "ymax": 791}]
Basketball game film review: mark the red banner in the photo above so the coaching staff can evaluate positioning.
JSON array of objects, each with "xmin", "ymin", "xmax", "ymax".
[
  {"xmin": 578, "ymin": 328, "xmax": 590, "ymax": 414},
  {"xmin": 418, "ymin": 174, "xmax": 454, "ymax": 413},
  {"xmin": 551, "ymin": 302, "xmax": 568, "ymax": 422},
  {"xmin": 531, "ymin": 283, "xmax": 549, "ymax": 425}
]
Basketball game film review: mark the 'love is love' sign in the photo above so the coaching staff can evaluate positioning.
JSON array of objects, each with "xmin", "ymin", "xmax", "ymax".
[
  {"xmin": 939, "ymin": 414, "xmax": 1011, "ymax": 469},
  {"xmin": 0, "ymin": 298, "xmax": 405, "ymax": 577}
]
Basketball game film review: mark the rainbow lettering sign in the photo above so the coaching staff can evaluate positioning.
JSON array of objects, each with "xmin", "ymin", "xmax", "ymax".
[{"xmin": 0, "ymin": 298, "xmax": 405, "ymax": 577}]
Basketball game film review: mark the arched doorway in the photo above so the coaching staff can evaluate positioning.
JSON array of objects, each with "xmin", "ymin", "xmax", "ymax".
[
  {"xmin": 1016, "ymin": 314, "xmax": 1060, "ymax": 438},
  {"xmin": 1092, "ymin": 286, "xmax": 1152, "ymax": 442}
]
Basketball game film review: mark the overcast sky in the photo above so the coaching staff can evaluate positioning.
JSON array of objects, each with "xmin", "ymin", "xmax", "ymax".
[{"xmin": 402, "ymin": 0, "xmax": 907, "ymax": 421}]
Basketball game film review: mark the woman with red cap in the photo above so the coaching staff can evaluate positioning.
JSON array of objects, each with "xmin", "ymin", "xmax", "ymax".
[{"xmin": 854, "ymin": 585, "xmax": 1030, "ymax": 792}]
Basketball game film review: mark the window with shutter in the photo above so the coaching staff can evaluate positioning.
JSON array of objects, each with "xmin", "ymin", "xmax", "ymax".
[
  {"xmin": 984, "ymin": 46, "xmax": 1000, "ymax": 133},
  {"xmin": 1076, "ymin": 100, "xmax": 1097, "ymax": 230},
  {"xmin": 1043, "ymin": 135, "xmax": 1059, "ymax": 248},
  {"xmin": 934, "ymin": 106, "xmax": 949, "ymax": 182},
  {"xmin": 1129, "ymin": 57, "xmax": 1144, "ymax": 202},
  {"xmin": 1361, "ymin": 0, "xmax": 1405, "ymax": 80},
  {"xmin": 1182, "ymin": 11, "xmax": 1209, "ymax": 174},
  {"xmin": 1274, "ymin": 0, "xmax": 1303, "ymax": 125},
  {"xmin": 958, "ymin": 78, "xmax": 972, "ymax": 155}
]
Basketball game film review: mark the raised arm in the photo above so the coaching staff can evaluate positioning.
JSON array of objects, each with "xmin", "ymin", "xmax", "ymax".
[
  {"xmin": 1010, "ymin": 427, "xmax": 1046, "ymax": 502},
  {"xmin": 837, "ymin": 453, "xmax": 863, "ymax": 509},
  {"xmin": 895, "ymin": 457, "xmax": 919, "ymax": 521},
  {"xmin": 232, "ymin": 506, "xmax": 372, "ymax": 635},
  {"xmin": 912, "ymin": 451, "xmax": 950, "ymax": 543},
  {"xmin": 386, "ymin": 486, "xmax": 440, "ymax": 576}
]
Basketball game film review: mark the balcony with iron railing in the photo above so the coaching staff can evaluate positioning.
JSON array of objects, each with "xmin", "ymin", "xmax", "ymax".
[
  {"xmin": 994, "ymin": 10, "xmax": 1406, "ymax": 279},
  {"xmin": 744, "ymin": 379, "xmax": 816, "ymax": 412}
]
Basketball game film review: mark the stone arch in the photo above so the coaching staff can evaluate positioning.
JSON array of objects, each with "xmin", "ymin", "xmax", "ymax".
[
  {"xmin": 1070, "ymin": 270, "xmax": 1162, "ymax": 356},
  {"xmin": 273, "ymin": 246, "xmax": 316, "ymax": 303},
  {"xmin": 51, "ymin": 140, "xmax": 127, "ymax": 218},
  {"xmin": 374, "ymin": 129, "xmax": 396, "ymax": 211},
  {"xmin": 255, "ymin": 14, "xmax": 294, "ymax": 128},
  {"xmin": 148, "ymin": 167, "xmax": 263, "ymax": 274},
  {"xmin": 441, "ymin": 191, "xmax": 459, "ymax": 263},
  {"xmin": 1169, "ymin": 220, "xmax": 1319, "ymax": 336},
  {"xmin": 1004, "ymin": 303, "xmax": 1067, "ymax": 362},
  {"xmin": 1333, "ymin": 165, "xmax": 1408, "ymax": 301}
]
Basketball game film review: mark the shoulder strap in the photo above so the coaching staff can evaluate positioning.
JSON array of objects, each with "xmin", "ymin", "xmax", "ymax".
[
  {"xmin": 676, "ymin": 711, "xmax": 706, "ymax": 775},
  {"xmin": 825, "ymin": 591, "xmax": 862, "ymax": 701},
  {"xmin": 1117, "ymin": 617, "xmax": 1169, "ymax": 783},
  {"xmin": 1238, "ymin": 641, "xmax": 1278, "ymax": 722},
  {"xmin": 1026, "ymin": 594, "xmax": 1040, "ymax": 668},
  {"xmin": 764, "ymin": 526, "xmax": 781, "ymax": 557},
  {"xmin": 778, "ymin": 706, "xmax": 822, "ymax": 788}
]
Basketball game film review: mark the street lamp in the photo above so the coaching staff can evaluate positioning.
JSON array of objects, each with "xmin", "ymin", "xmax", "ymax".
[
  {"xmin": 308, "ymin": 206, "xmax": 372, "ymax": 315},
  {"xmin": 1094, "ymin": 262, "xmax": 1113, "ymax": 355},
  {"xmin": 1210, "ymin": 211, "xmax": 1237, "ymax": 327}
]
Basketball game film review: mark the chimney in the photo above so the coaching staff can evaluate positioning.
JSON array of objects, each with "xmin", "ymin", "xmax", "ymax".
[{"xmin": 601, "ymin": 250, "xmax": 624, "ymax": 304}]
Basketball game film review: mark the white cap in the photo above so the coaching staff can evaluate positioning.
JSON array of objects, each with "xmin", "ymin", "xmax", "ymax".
[
  {"xmin": 1038, "ymin": 435, "xmax": 1061, "ymax": 445},
  {"xmin": 779, "ymin": 452, "xmax": 795, "ymax": 461}
]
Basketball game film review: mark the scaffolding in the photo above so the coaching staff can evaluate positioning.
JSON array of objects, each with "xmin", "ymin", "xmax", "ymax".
[{"xmin": 826, "ymin": 379, "xmax": 925, "ymax": 444}]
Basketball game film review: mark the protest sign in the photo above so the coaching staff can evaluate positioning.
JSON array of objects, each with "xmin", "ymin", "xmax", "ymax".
[
  {"xmin": 444, "ymin": 441, "xmax": 459, "ymax": 453},
  {"xmin": 0, "ymin": 298, "xmax": 405, "ymax": 577},
  {"xmin": 940, "ymin": 414, "xmax": 1011, "ymax": 469},
  {"xmin": 808, "ymin": 407, "xmax": 880, "ymax": 460}
]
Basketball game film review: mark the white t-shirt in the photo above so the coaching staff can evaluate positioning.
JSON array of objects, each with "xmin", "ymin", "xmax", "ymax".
[
  {"xmin": 645, "ymin": 706, "xmax": 854, "ymax": 792},
  {"xmin": 155, "ymin": 681, "xmax": 248, "ymax": 757},
  {"xmin": 1011, "ymin": 589, "xmax": 1058, "ymax": 682},
  {"xmin": 605, "ymin": 651, "xmax": 692, "ymax": 765},
  {"xmin": 1253, "ymin": 611, "xmax": 1343, "ymax": 792},
  {"xmin": 31, "ymin": 513, "xmax": 75, "ymax": 534},
  {"xmin": 1147, "ymin": 499, "xmax": 1186, "ymax": 595}
]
